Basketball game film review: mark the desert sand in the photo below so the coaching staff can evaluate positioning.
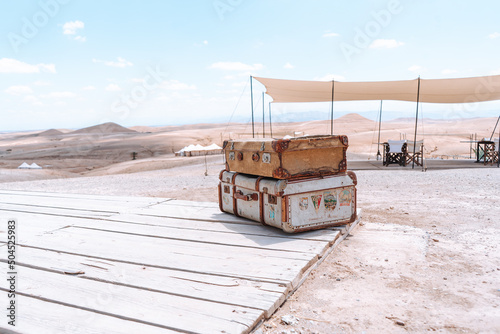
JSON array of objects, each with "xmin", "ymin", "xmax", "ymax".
[{"xmin": 0, "ymin": 114, "xmax": 499, "ymax": 333}]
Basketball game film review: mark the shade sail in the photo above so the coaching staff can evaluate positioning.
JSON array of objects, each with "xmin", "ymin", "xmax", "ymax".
[{"xmin": 254, "ymin": 75, "xmax": 500, "ymax": 104}]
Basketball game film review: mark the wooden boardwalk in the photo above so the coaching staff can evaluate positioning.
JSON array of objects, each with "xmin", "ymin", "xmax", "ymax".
[{"xmin": 0, "ymin": 190, "xmax": 359, "ymax": 334}]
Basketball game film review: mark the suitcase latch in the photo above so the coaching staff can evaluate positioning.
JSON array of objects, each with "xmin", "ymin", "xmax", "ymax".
[
  {"xmin": 268, "ymin": 194, "xmax": 277, "ymax": 205},
  {"xmin": 234, "ymin": 190, "xmax": 258, "ymax": 201}
]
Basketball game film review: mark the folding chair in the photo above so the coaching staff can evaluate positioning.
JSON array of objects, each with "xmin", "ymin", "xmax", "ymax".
[
  {"xmin": 383, "ymin": 140, "xmax": 407, "ymax": 166},
  {"xmin": 406, "ymin": 140, "xmax": 424, "ymax": 166}
]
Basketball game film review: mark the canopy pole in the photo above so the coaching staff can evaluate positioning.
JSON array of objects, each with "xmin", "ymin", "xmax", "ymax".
[
  {"xmin": 250, "ymin": 76, "xmax": 255, "ymax": 138},
  {"xmin": 412, "ymin": 77, "xmax": 421, "ymax": 169},
  {"xmin": 376, "ymin": 100, "xmax": 383, "ymax": 160},
  {"xmin": 497, "ymin": 126, "xmax": 500, "ymax": 168},
  {"xmin": 330, "ymin": 80, "xmax": 335, "ymax": 135},
  {"xmin": 269, "ymin": 102, "xmax": 273, "ymax": 138},
  {"xmin": 262, "ymin": 92, "xmax": 265, "ymax": 138},
  {"xmin": 490, "ymin": 115, "xmax": 500, "ymax": 140}
]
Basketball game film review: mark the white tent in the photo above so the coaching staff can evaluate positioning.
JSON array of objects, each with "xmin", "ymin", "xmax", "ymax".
[
  {"xmin": 17, "ymin": 162, "xmax": 43, "ymax": 169},
  {"xmin": 175, "ymin": 143, "xmax": 223, "ymax": 157},
  {"xmin": 30, "ymin": 163, "xmax": 42, "ymax": 169},
  {"xmin": 18, "ymin": 162, "xmax": 30, "ymax": 169}
]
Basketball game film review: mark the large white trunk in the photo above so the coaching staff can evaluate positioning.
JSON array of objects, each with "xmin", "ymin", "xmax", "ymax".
[{"xmin": 219, "ymin": 171, "xmax": 357, "ymax": 233}]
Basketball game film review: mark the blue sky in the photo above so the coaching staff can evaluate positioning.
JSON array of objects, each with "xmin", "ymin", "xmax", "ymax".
[{"xmin": 1, "ymin": 0, "xmax": 500, "ymax": 131}]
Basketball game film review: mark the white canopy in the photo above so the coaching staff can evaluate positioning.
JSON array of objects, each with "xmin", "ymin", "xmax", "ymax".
[
  {"xmin": 204, "ymin": 143, "xmax": 222, "ymax": 150},
  {"xmin": 176, "ymin": 143, "xmax": 223, "ymax": 154},
  {"xmin": 18, "ymin": 162, "xmax": 30, "ymax": 169},
  {"xmin": 30, "ymin": 163, "xmax": 42, "ymax": 169},
  {"xmin": 254, "ymin": 75, "xmax": 500, "ymax": 104}
]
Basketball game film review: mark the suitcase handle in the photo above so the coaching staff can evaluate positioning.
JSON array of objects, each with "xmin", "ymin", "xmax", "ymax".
[{"xmin": 234, "ymin": 190, "xmax": 258, "ymax": 201}]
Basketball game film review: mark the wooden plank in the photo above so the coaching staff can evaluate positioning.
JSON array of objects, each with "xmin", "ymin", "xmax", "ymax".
[
  {"xmin": 4, "ymin": 246, "xmax": 287, "ymax": 317},
  {"xmin": 113, "ymin": 213, "xmax": 345, "ymax": 242},
  {"xmin": 0, "ymin": 295, "xmax": 175, "ymax": 334},
  {"xmin": 0, "ymin": 266, "xmax": 262, "ymax": 333},
  {"xmin": 0, "ymin": 200, "xmax": 252, "ymax": 224},
  {"xmin": 0, "ymin": 203, "xmax": 115, "ymax": 219},
  {"xmin": 0, "ymin": 211, "xmax": 336, "ymax": 255},
  {"xmin": 158, "ymin": 199, "xmax": 220, "ymax": 208},
  {"xmin": 0, "ymin": 189, "xmax": 170, "ymax": 205},
  {"xmin": 0, "ymin": 226, "xmax": 315, "ymax": 285},
  {"xmin": 0, "ymin": 191, "xmax": 342, "ymax": 242},
  {"xmin": 133, "ymin": 206, "xmax": 258, "ymax": 224},
  {"xmin": 0, "ymin": 193, "xmax": 156, "ymax": 213}
]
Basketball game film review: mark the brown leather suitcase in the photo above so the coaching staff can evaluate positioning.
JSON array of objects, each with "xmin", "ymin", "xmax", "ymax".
[
  {"xmin": 218, "ymin": 170, "xmax": 357, "ymax": 233},
  {"xmin": 223, "ymin": 135, "xmax": 348, "ymax": 179}
]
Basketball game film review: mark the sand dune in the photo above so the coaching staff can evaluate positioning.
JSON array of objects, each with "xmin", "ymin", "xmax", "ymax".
[
  {"xmin": 71, "ymin": 122, "xmax": 137, "ymax": 134},
  {"xmin": 37, "ymin": 129, "xmax": 64, "ymax": 136}
]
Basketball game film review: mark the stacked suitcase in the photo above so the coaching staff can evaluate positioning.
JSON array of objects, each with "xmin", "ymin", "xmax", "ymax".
[{"xmin": 218, "ymin": 135, "xmax": 357, "ymax": 233}]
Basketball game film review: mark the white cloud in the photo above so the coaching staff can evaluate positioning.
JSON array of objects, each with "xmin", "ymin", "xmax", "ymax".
[
  {"xmin": 82, "ymin": 85, "xmax": 96, "ymax": 90},
  {"xmin": 408, "ymin": 65, "xmax": 424, "ymax": 72},
  {"xmin": 488, "ymin": 32, "xmax": 500, "ymax": 39},
  {"xmin": 39, "ymin": 64, "xmax": 56, "ymax": 73},
  {"xmin": 209, "ymin": 61, "xmax": 263, "ymax": 71},
  {"xmin": 322, "ymin": 32, "xmax": 340, "ymax": 38},
  {"xmin": 314, "ymin": 74, "xmax": 346, "ymax": 81},
  {"xmin": 0, "ymin": 58, "xmax": 56, "ymax": 73},
  {"xmin": 490, "ymin": 68, "xmax": 500, "ymax": 75},
  {"xmin": 63, "ymin": 21, "xmax": 86, "ymax": 42},
  {"xmin": 369, "ymin": 39, "xmax": 404, "ymax": 49},
  {"xmin": 232, "ymin": 81, "xmax": 247, "ymax": 87},
  {"xmin": 5, "ymin": 85, "xmax": 33, "ymax": 95},
  {"xmin": 442, "ymin": 69, "xmax": 458, "ymax": 75},
  {"xmin": 203, "ymin": 40, "xmax": 208, "ymax": 45},
  {"xmin": 284, "ymin": 62, "xmax": 294, "ymax": 69},
  {"xmin": 63, "ymin": 21, "xmax": 84, "ymax": 35},
  {"xmin": 161, "ymin": 80, "xmax": 196, "ymax": 90},
  {"xmin": 24, "ymin": 95, "xmax": 43, "ymax": 106},
  {"xmin": 40, "ymin": 91, "xmax": 77, "ymax": 98},
  {"xmin": 93, "ymin": 57, "xmax": 133, "ymax": 68},
  {"xmin": 105, "ymin": 84, "xmax": 121, "ymax": 91}
]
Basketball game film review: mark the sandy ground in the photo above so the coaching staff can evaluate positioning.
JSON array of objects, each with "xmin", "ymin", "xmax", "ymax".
[
  {"xmin": 1, "ymin": 115, "xmax": 499, "ymax": 333},
  {"xmin": 1, "ymin": 158, "xmax": 499, "ymax": 333}
]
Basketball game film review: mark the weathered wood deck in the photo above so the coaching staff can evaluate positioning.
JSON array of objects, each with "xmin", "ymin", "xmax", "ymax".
[{"xmin": 0, "ymin": 190, "xmax": 358, "ymax": 334}]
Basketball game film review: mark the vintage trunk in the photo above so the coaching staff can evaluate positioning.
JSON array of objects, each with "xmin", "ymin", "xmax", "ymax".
[
  {"xmin": 223, "ymin": 135, "xmax": 348, "ymax": 179},
  {"xmin": 218, "ymin": 170, "xmax": 357, "ymax": 233}
]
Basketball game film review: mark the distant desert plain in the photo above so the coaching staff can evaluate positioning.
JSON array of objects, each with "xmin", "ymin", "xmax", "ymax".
[{"xmin": 0, "ymin": 113, "xmax": 498, "ymax": 181}]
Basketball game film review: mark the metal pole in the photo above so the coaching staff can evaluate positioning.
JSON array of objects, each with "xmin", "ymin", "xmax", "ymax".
[
  {"xmin": 490, "ymin": 115, "xmax": 500, "ymax": 140},
  {"xmin": 376, "ymin": 100, "xmax": 383, "ymax": 160},
  {"xmin": 497, "ymin": 127, "xmax": 499, "ymax": 167},
  {"xmin": 269, "ymin": 102, "xmax": 273, "ymax": 138},
  {"xmin": 250, "ymin": 76, "xmax": 255, "ymax": 138},
  {"xmin": 330, "ymin": 80, "xmax": 335, "ymax": 135},
  {"xmin": 262, "ymin": 92, "xmax": 265, "ymax": 138},
  {"xmin": 412, "ymin": 77, "xmax": 421, "ymax": 169},
  {"xmin": 469, "ymin": 134, "xmax": 472, "ymax": 159}
]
